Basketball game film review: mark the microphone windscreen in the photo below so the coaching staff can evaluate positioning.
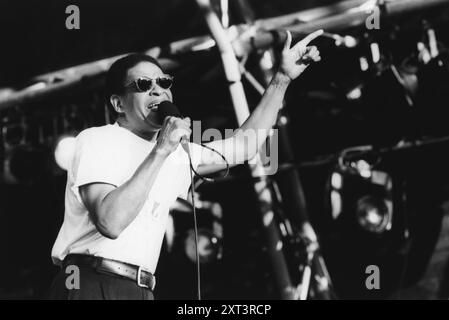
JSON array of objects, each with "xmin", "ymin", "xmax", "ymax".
[{"xmin": 157, "ymin": 101, "xmax": 182, "ymax": 122}]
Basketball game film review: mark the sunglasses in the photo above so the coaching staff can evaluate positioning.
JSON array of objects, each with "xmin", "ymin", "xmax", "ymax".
[{"xmin": 125, "ymin": 75, "xmax": 174, "ymax": 93}]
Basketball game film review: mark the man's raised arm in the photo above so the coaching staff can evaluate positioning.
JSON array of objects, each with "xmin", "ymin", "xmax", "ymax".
[{"xmin": 199, "ymin": 30, "xmax": 323, "ymax": 170}]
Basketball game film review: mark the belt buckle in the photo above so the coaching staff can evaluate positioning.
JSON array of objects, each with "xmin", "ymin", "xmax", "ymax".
[
  {"xmin": 137, "ymin": 266, "xmax": 156, "ymax": 291},
  {"xmin": 137, "ymin": 266, "xmax": 149, "ymax": 289}
]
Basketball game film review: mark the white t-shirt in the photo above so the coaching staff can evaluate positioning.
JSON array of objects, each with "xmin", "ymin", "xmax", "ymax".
[{"xmin": 51, "ymin": 123, "xmax": 202, "ymax": 274}]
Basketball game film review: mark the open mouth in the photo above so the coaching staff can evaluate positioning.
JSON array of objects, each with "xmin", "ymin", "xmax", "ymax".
[
  {"xmin": 147, "ymin": 102, "xmax": 161, "ymax": 111},
  {"xmin": 146, "ymin": 103, "xmax": 164, "ymax": 126}
]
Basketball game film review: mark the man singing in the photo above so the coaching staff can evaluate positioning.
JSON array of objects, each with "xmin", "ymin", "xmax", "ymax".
[{"xmin": 48, "ymin": 30, "xmax": 322, "ymax": 300}]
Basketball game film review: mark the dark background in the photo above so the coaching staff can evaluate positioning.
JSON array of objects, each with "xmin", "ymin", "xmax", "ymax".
[{"xmin": 1, "ymin": 0, "xmax": 449, "ymax": 299}]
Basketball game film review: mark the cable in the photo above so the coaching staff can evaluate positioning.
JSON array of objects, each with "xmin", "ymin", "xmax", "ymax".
[
  {"xmin": 189, "ymin": 143, "xmax": 230, "ymax": 182},
  {"xmin": 184, "ymin": 142, "xmax": 230, "ymax": 300},
  {"xmin": 185, "ymin": 143, "xmax": 202, "ymax": 300}
]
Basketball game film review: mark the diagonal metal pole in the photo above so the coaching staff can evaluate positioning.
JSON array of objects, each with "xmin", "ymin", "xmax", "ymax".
[
  {"xmin": 195, "ymin": 0, "xmax": 296, "ymax": 299},
  {"xmin": 235, "ymin": 0, "xmax": 335, "ymax": 300},
  {"xmin": 236, "ymin": 0, "xmax": 314, "ymax": 239}
]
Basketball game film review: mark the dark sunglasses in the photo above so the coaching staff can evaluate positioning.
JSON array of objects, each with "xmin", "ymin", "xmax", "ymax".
[{"xmin": 125, "ymin": 75, "xmax": 174, "ymax": 92}]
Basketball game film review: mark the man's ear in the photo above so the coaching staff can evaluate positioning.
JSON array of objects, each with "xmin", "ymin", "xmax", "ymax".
[{"xmin": 110, "ymin": 94, "xmax": 125, "ymax": 114}]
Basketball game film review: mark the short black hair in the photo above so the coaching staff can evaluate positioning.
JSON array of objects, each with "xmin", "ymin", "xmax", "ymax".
[{"xmin": 105, "ymin": 53, "xmax": 163, "ymax": 110}]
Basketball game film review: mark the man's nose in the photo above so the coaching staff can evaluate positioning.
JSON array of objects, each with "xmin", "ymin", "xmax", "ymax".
[{"xmin": 149, "ymin": 83, "xmax": 165, "ymax": 96}]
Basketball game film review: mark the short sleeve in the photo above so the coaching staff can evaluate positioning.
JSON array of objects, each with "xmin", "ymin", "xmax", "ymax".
[{"xmin": 70, "ymin": 128, "xmax": 128, "ymax": 204}]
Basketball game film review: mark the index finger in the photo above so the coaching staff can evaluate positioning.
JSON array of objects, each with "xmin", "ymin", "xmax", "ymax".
[
  {"xmin": 283, "ymin": 30, "xmax": 292, "ymax": 51},
  {"xmin": 183, "ymin": 117, "xmax": 192, "ymax": 125},
  {"xmin": 297, "ymin": 29, "xmax": 324, "ymax": 47}
]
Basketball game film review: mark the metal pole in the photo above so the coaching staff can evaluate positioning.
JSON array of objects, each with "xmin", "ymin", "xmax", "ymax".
[
  {"xmin": 196, "ymin": 0, "xmax": 295, "ymax": 299},
  {"xmin": 246, "ymin": 15, "xmax": 314, "ymax": 238}
]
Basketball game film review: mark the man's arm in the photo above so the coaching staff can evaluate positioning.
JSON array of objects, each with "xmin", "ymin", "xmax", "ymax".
[
  {"xmin": 79, "ymin": 147, "xmax": 169, "ymax": 239},
  {"xmin": 198, "ymin": 30, "xmax": 323, "ymax": 170},
  {"xmin": 80, "ymin": 116, "xmax": 192, "ymax": 239}
]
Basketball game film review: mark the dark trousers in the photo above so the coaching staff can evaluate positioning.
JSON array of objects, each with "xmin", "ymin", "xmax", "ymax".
[{"xmin": 47, "ymin": 264, "xmax": 154, "ymax": 300}]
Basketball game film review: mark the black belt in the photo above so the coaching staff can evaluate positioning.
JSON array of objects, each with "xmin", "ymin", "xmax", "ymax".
[{"xmin": 63, "ymin": 254, "xmax": 156, "ymax": 291}]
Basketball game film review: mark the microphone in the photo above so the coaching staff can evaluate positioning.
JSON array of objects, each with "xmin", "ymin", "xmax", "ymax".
[
  {"xmin": 156, "ymin": 100, "xmax": 182, "ymax": 121},
  {"xmin": 156, "ymin": 101, "xmax": 190, "ymax": 152}
]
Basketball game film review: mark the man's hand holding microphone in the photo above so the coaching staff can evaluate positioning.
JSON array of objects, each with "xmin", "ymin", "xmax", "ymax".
[{"xmin": 154, "ymin": 101, "xmax": 192, "ymax": 156}]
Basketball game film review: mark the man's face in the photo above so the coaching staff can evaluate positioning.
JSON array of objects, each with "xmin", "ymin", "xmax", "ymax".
[{"xmin": 119, "ymin": 61, "xmax": 173, "ymax": 134}]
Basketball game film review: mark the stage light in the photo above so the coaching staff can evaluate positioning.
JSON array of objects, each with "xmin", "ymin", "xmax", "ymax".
[
  {"xmin": 184, "ymin": 228, "xmax": 222, "ymax": 264},
  {"xmin": 359, "ymin": 57, "xmax": 369, "ymax": 71},
  {"xmin": 331, "ymin": 172, "xmax": 343, "ymax": 189},
  {"xmin": 355, "ymin": 195, "xmax": 392, "ymax": 233},
  {"xmin": 328, "ymin": 146, "xmax": 394, "ymax": 234},
  {"xmin": 168, "ymin": 198, "xmax": 223, "ymax": 265},
  {"xmin": 370, "ymin": 43, "xmax": 381, "ymax": 64},
  {"xmin": 346, "ymin": 86, "xmax": 363, "ymax": 100},
  {"xmin": 54, "ymin": 136, "xmax": 76, "ymax": 171},
  {"xmin": 342, "ymin": 36, "xmax": 358, "ymax": 48},
  {"xmin": 355, "ymin": 160, "xmax": 371, "ymax": 178},
  {"xmin": 330, "ymin": 190, "xmax": 342, "ymax": 219}
]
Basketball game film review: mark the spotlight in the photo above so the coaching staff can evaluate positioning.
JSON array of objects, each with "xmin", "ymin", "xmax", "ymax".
[
  {"xmin": 328, "ymin": 146, "xmax": 394, "ymax": 234},
  {"xmin": 54, "ymin": 136, "xmax": 76, "ymax": 171},
  {"xmin": 168, "ymin": 198, "xmax": 223, "ymax": 265},
  {"xmin": 324, "ymin": 146, "xmax": 418, "ymax": 298},
  {"xmin": 184, "ymin": 228, "xmax": 222, "ymax": 264},
  {"xmin": 355, "ymin": 195, "xmax": 392, "ymax": 233},
  {"xmin": 346, "ymin": 86, "xmax": 363, "ymax": 100}
]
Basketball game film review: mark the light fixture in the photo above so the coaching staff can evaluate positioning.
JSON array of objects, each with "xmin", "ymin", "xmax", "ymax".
[
  {"xmin": 346, "ymin": 86, "xmax": 363, "ymax": 101},
  {"xmin": 54, "ymin": 135, "xmax": 77, "ymax": 171},
  {"xmin": 355, "ymin": 195, "xmax": 392, "ymax": 233},
  {"xmin": 184, "ymin": 228, "xmax": 222, "ymax": 264},
  {"xmin": 329, "ymin": 145, "xmax": 393, "ymax": 234},
  {"xmin": 168, "ymin": 197, "xmax": 223, "ymax": 265}
]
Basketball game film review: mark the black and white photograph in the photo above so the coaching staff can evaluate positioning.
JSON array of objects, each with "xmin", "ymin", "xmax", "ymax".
[{"xmin": 1, "ymin": 0, "xmax": 449, "ymax": 302}]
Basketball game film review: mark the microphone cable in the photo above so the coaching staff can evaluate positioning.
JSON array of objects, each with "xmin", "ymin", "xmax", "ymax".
[
  {"xmin": 184, "ymin": 143, "xmax": 201, "ymax": 300},
  {"xmin": 158, "ymin": 101, "xmax": 229, "ymax": 300},
  {"xmin": 183, "ymin": 141, "xmax": 230, "ymax": 301}
]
